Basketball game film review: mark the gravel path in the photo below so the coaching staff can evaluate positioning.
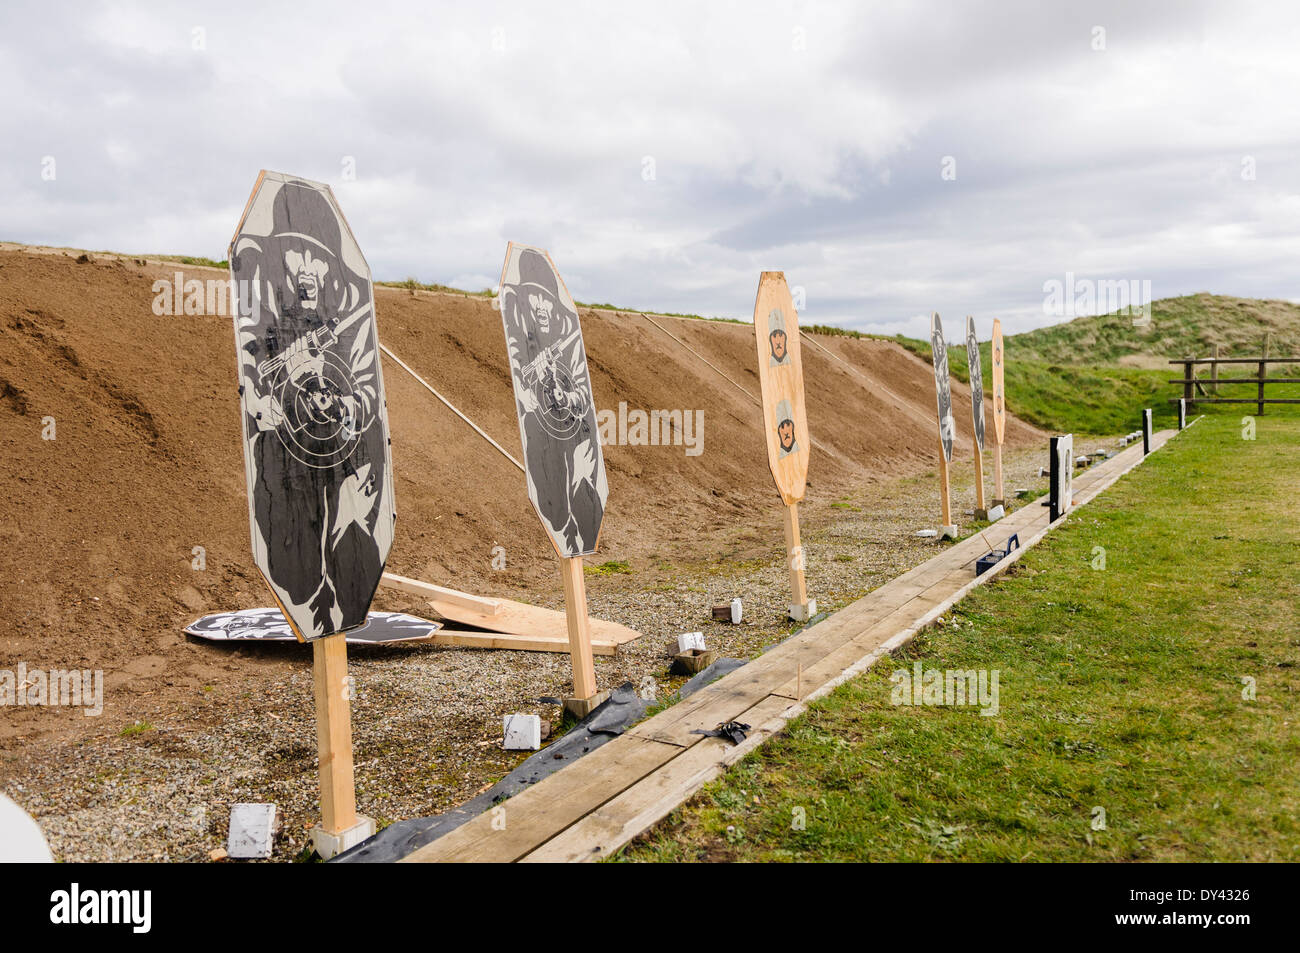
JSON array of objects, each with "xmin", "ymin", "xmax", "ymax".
[{"xmin": 2, "ymin": 442, "xmax": 1112, "ymax": 862}]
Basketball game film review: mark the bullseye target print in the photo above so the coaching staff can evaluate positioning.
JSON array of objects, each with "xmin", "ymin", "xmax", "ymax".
[
  {"xmin": 533, "ymin": 358, "xmax": 585, "ymax": 441},
  {"xmin": 267, "ymin": 350, "xmax": 366, "ymax": 469}
]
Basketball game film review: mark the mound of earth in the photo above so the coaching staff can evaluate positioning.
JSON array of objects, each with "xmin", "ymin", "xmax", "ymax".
[{"xmin": 0, "ymin": 246, "xmax": 1041, "ymax": 745}]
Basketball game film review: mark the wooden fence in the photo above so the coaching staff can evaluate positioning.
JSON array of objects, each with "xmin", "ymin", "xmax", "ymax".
[{"xmin": 1169, "ymin": 356, "xmax": 1300, "ymax": 414}]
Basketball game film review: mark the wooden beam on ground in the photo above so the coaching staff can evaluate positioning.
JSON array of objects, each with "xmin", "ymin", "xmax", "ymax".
[
  {"xmin": 379, "ymin": 571, "xmax": 642, "ymax": 646},
  {"xmin": 380, "ymin": 572, "xmax": 503, "ymax": 616},
  {"xmin": 428, "ymin": 627, "xmax": 619, "ymax": 656}
]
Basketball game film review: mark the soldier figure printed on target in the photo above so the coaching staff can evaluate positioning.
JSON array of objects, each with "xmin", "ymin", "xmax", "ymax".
[
  {"xmin": 230, "ymin": 179, "xmax": 392, "ymax": 636},
  {"xmin": 768, "ymin": 308, "xmax": 791, "ymax": 366},
  {"xmin": 500, "ymin": 247, "xmax": 607, "ymax": 555}
]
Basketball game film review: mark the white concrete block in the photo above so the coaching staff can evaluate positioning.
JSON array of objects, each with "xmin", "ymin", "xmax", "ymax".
[
  {"xmin": 309, "ymin": 815, "xmax": 375, "ymax": 861},
  {"xmin": 503, "ymin": 713, "xmax": 542, "ymax": 751},
  {"xmin": 227, "ymin": 803, "xmax": 279, "ymax": 860},
  {"xmin": 987, "ymin": 504, "xmax": 1005, "ymax": 521},
  {"xmin": 789, "ymin": 599, "xmax": 818, "ymax": 623},
  {"xmin": 677, "ymin": 631, "xmax": 706, "ymax": 653},
  {"xmin": 730, "ymin": 598, "xmax": 743, "ymax": 624}
]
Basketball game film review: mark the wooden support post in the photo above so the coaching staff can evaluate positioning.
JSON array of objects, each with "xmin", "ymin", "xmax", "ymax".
[
  {"xmin": 313, "ymin": 633, "xmax": 357, "ymax": 836},
  {"xmin": 992, "ymin": 443, "xmax": 1005, "ymax": 507},
  {"xmin": 936, "ymin": 445, "xmax": 955, "ymax": 536},
  {"xmin": 1183, "ymin": 359, "xmax": 1194, "ymax": 410},
  {"xmin": 1258, "ymin": 361, "xmax": 1266, "ymax": 416},
  {"xmin": 783, "ymin": 502, "xmax": 814, "ymax": 621},
  {"xmin": 1211, "ymin": 344, "xmax": 1220, "ymax": 395},
  {"xmin": 560, "ymin": 556, "xmax": 598, "ymax": 702},
  {"xmin": 973, "ymin": 442, "xmax": 987, "ymax": 519}
]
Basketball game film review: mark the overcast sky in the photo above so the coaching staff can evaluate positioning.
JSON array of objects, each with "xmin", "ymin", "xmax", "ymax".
[{"xmin": 3, "ymin": 1, "xmax": 1298, "ymax": 336}]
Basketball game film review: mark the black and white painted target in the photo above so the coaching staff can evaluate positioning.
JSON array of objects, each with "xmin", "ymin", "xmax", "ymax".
[
  {"xmin": 930, "ymin": 312, "xmax": 954, "ymax": 462},
  {"xmin": 185, "ymin": 608, "xmax": 438, "ymax": 646},
  {"xmin": 228, "ymin": 171, "xmax": 396, "ymax": 642},
  {"xmin": 497, "ymin": 242, "xmax": 608, "ymax": 558},
  {"xmin": 1050, "ymin": 433, "xmax": 1074, "ymax": 521},
  {"xmin": 965, "ymin": 316, "xmax": 985, "ymax": 452}
]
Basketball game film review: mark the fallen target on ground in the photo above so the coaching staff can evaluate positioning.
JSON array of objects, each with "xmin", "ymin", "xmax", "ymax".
[{"xmin": 184, "ymin": 608, "xmax": 440, "ymax": 646}]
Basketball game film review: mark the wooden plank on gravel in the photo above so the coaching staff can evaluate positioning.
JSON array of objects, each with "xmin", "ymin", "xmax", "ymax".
[
  {"xmin": 400, "ymin": 736, "xmax": 681, "ymax": 863},
  {"xmin": 521, "ymin": 693, "xmax": 799, "ymax": 863},
  {"xmin": 428, "ymin": 628, "xmax": 619, "ymax": 656}
]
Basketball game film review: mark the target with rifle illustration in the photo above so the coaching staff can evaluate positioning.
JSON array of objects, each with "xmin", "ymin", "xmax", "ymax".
[
  {"xmin": 498, "ymin": 243, "xmax": 607, "ymax": 558},
  {"xmin": 228, "ymin": 171, "xmax": 396, "ymax": 641}
]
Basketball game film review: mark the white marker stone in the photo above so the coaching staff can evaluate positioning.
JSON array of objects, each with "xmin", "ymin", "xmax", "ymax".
[
  {"xmin": 503, "ymin": 714, "xmax": 542, "ymax": 751},
  {"xmin": 677, "ymin": 631, "xmax": 707, "ymax": 653},
  {"xmin": 228, "ymin": 803, "xmax": 279, "ymax": 860}
]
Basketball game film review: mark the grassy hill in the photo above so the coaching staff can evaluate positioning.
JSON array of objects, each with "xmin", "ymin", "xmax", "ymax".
[
  {"xmin": 860, "ymin": 293, "xmax": 1300, "ymax": 436},
  {"xmin": 1007, "ymin": 293, "xmax": 1300, "ymax": 367}
]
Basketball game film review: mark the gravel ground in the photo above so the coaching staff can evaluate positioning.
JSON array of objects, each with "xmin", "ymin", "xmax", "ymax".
[{"xmin": 2, "ymin": 442, "xmax": 1115, "ymax": 862}]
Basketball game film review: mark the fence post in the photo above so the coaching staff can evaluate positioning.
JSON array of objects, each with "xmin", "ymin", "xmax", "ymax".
[
  {"xmin": 1257, "ymin": 360, "xmax": 1266, "ymax": 416},
  {"xmin": 1211, "ymin": 344, "xmax": 1219, "ymax": 395},
  {"xmin": 1183, "ymin": 359, "xmax": 1193, "ymax": 408}
]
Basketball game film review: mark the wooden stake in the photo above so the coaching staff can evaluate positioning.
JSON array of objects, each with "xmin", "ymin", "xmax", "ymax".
[
  {"xmin": 973, "ymin": 441, "xmax": 987, "ymax": 514},
  {"xmin": 783, "ymin": 502, "xmax": 809, "ymax": 612},
  {"xmin": 937, "ymin": 443, "xmax": 954, "ymax": 529},
  {"xmin": 993, "ymin": 442, "xmax": 1005, "ymax": 504},
  {"xmin": 312, "ymin": 633, "xmax": 357, "ymax": 835},
  {"xmin": 560, "ymin": 556, "xmax": 597, "ymax": 701}
]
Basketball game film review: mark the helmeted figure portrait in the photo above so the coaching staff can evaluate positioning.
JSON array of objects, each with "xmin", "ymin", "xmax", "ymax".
[
  {"xmin": 498, "ymin": 244, "xmax": 608, "ymax": 557},
  {"xmin": 774, "ymin": 398, "xmax": 799, "ymax": 458},
  {"xmin": 768, "ymin": 308, "xmax": 791, "ymax": 366},
  {"xmin": 931, "ymin": 313, "xmax": 954, "ymax": 462},
  {"xmin": 229, "ymin": 172, "xmax": 395, "ymax": 640},
  {"xmin": 966, "ymin": 316, "xmax": 985, "ymax": 452}
]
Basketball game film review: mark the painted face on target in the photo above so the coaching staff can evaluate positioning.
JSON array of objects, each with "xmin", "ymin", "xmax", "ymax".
[
  {"xmin": 770, "ymin": 329, "xmax": 788, "ymax": 363},
  {"xmin": 777, "ymin": 418, "xmax": 795, "ymax": 452},
  {"xmin": 528, "ymin": 292, "xmax": 556, "ymax": 334},
  {"xmin": 284, "ymin": 248, "xmax": 330, "ymax": 310}
]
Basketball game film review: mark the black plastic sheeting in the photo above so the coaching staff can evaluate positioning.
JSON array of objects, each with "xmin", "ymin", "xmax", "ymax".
[
  {"xmin": 333, "ymin": 681, "xmax": 652, "ymax": 862},
  {"xmin": 679, "ymin": 657, "xmax": 746, "ymax": 697}
]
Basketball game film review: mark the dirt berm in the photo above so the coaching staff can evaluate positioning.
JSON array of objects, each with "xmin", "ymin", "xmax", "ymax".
[{"xmin": 0, "ymin": 247, "xmax": 1041, "ymax": 744}]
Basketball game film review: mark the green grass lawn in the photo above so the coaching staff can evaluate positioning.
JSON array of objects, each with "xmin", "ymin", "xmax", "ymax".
[{"xmin": 619, "ymin": 410, "xmax": 1300, "ymax": 861}]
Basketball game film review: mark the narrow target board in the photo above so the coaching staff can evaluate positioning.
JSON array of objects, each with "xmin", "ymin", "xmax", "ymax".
[
  {"xmin": 930, "ymin": 312, "xmax": 956, "ymax": 536},
  {"xmin": 966, "ymin": 316, "xmax": 988, "ymax": 518},
  {"xmin": 753, "ymin": 273, "xmax": 815, "ymax": 620},
  {"xmin": 228, "ymin": 171, "xmax": 396, "ymax": 642},
  {"xmin": 228, "ymin": 170, "xmax": 391, "ymax": 856},
  {"xmin": 1049, "ymin": 433, "xmax": 1074, "ymax": 521},
  {"xmin": 498, "ymin": 243, "xmax": 609, "ymax": 707},
  {"xmin": 991, "ymin": 317, "xmax": 1007, "ymax": 505}
]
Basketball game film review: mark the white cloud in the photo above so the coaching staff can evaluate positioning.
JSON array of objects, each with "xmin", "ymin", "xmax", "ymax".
[{"xmin": 1, "ymin": 0, "xmax": 1297, "ymax": 339}]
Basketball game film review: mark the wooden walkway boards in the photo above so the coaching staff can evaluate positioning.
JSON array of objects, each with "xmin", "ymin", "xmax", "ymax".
[{"xmin": 403, "ymin": 429, "xmax": 1179, "ymax": 863}]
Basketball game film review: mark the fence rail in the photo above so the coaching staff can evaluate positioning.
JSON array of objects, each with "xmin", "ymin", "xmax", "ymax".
[{"xmin": 1169, "ymin": 356, "xmax": 1300, "ymax": 414}]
